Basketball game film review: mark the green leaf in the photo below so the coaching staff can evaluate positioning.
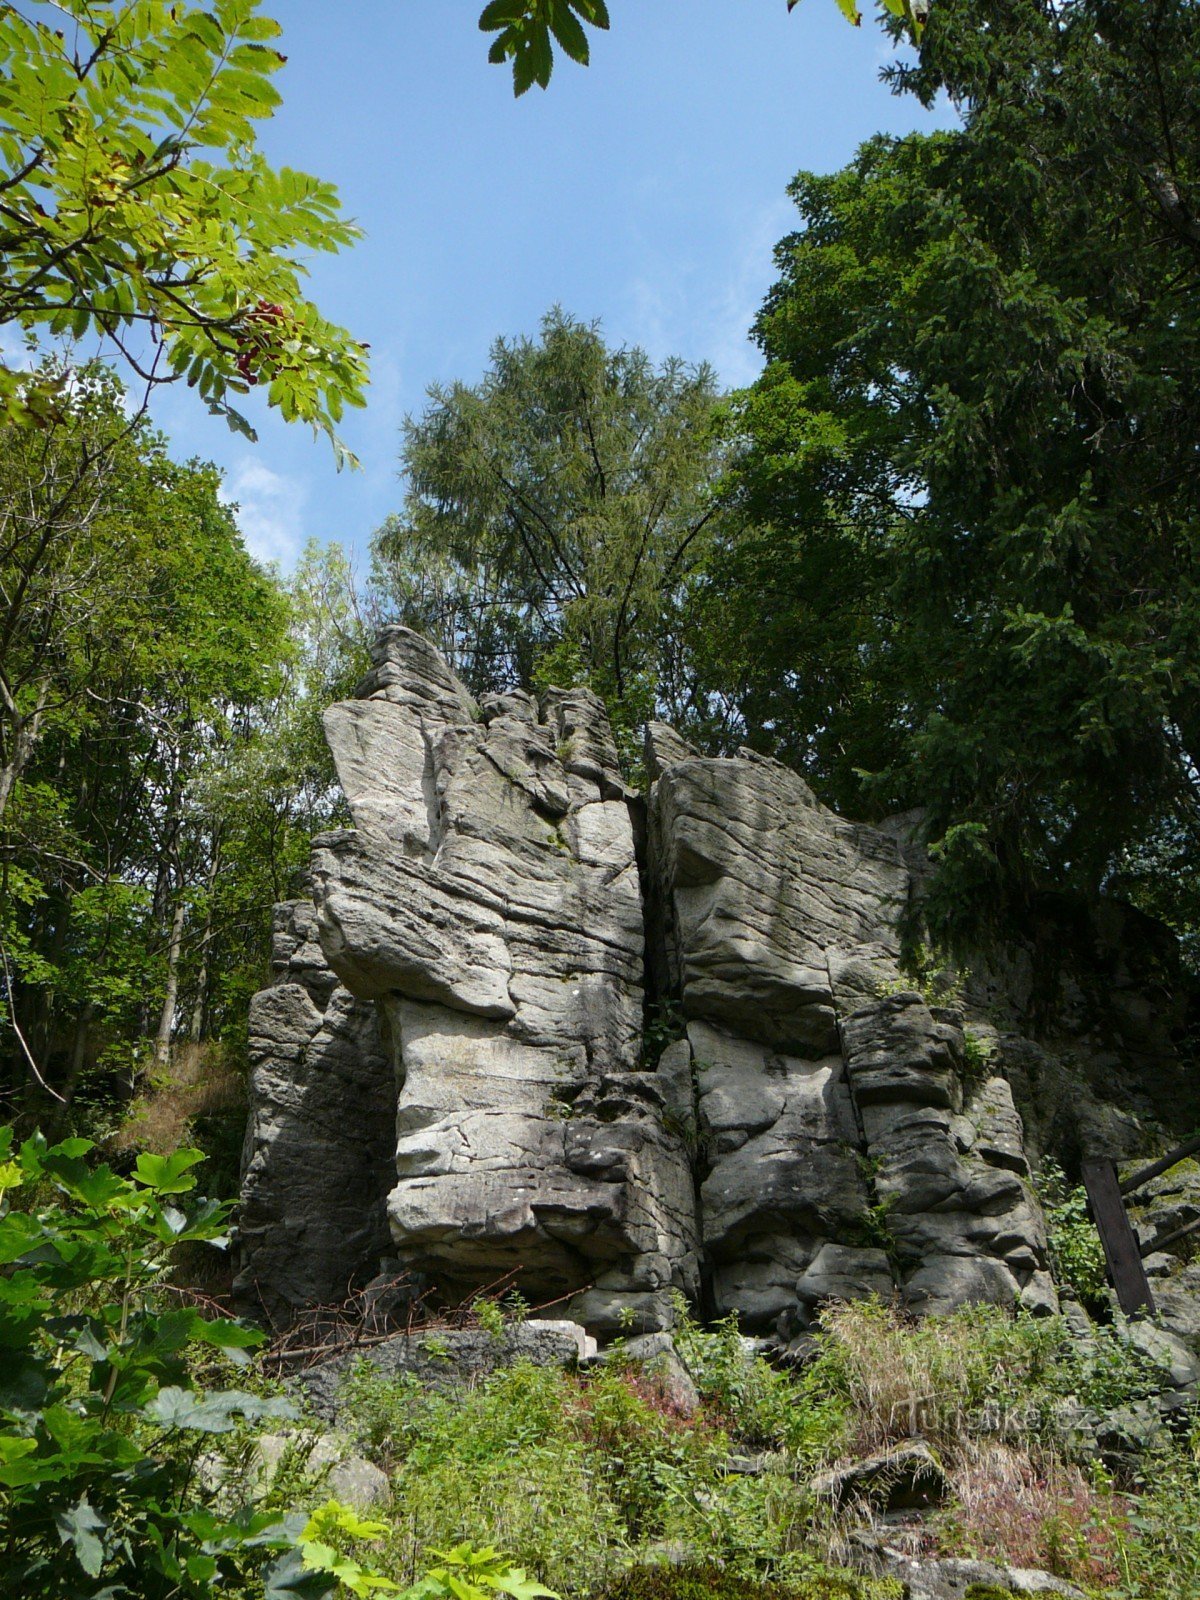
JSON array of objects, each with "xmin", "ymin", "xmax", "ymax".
[
  {"xmin": 512, "ymin": 43, "xmax": 538, "ymax": 97},
  {"xmin": 142, "ymin": 1385, "xmax": 296, "ymax": 1432},
  {"xmin": 55, "ymin": 1498, "xmax": 107, "ymax": 1578},
  {"xmin": 478, "ymin": 0, "xmax": 526, "ymax": 29},
  {"xmin": 548, "ymin": 2, "xmax": 589, "ymax": 65},
  {"xmin": 0, "ymin": 1351, "xmax": 49, "ymax": 1411},
  {"xmin": 265, "ymin": 1548, "xmax": 340, "ymax": 1599},
  {"xmin": 529, "ymin": 25, "xmax": 553, "ymax": 86},
  {"xmin": 133, "ymin": 1148, "xmax": 205, "ymax": 1194}
]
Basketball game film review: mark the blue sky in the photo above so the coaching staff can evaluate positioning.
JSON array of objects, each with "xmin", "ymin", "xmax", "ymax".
[{"xmin": 150, "ymin": 3, "xmax": 954, "ymax": 572}]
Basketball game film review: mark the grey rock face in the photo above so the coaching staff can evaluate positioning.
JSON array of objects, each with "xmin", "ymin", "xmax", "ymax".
[
  {"xmin": 298, "ymin": 1320, "xmax": 594, "ymax": 1423},
  {"xmin": 810, "ymin": 1438, "xmax": 947, "ymax": 1511},
  {"xmin": 647, "ymin": 742, "xmax": 1055, "ymax": 1330},
  {"xmin": 241, "ymin": 628, "xmax": 1060, "ymax": 1338},
  {"xmin": 855, "ymin": 1545, "xmax": 1086, "ymax": 1600},
  {"xmin": 599, "ymin": 1330, "xmax": 701, "ymax": 1416},
  {"xmin": 235, "ymin": 900, "xmax": 394, "ymax": 1321},
  {"xmin": 311, "ymin": 628, "xmax": 698, "ymax": 1335}
]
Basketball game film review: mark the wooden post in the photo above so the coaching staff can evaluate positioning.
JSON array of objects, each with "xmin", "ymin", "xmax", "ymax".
[
  {"xmin": 1082, "ymin": 1159, "xmax": 1156, "ymax": 1317},
  {"xmin": 1119, "ymin": 1131, "xmax": 1200, "ymax": 1197}
]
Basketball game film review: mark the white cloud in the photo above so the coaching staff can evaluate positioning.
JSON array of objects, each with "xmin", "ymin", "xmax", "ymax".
[
  {"xmin": 703, "ymin": 196, "xmax": 794, "ymax": 388},
  {"xmin": 221, "ymin": 458, "xmax": 307, "ymax": 570},
  {"xmin": 623, "ymin": 196, "xmax": 793, "ymax": 391}
]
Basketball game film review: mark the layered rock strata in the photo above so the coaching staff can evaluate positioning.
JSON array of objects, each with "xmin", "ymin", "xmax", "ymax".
[
  {"xmin": 646, "ymin": 729, "xmax": 1055, "ymax": 1329},
  {"xmin": 236, "ymin": 900, "xmax": 394, "ymax": 1321},
  {"xmin": 239, "ymin": 628, "xmax": 1055, "ymax": 1336},
  {"xmin": 305, "ymin": 628, "xmax": 700, "ymax": 1334}
]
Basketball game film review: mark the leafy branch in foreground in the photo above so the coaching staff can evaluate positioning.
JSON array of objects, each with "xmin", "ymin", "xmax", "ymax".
[
  {"xmin": 0, "ymin": 0, "xmax": 367, "ymax": 455},
  {"xmin": 0, "ymin": 1126, "xmax": 553, "ymax": 1598},
  {"xmin": 479, "ymin": 0, "xmax": 925, "ymax": 96}
]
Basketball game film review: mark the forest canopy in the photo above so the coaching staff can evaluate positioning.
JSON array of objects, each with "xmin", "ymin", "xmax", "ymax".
[{"xmin": 4, "ymin": 0, "xmax": 1200, "ymax": 1141}]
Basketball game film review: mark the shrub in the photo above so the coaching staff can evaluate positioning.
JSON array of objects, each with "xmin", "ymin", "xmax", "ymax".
[
  {"xmin": 0, "ymin": 1127, "xmax": 526, "ymax": 1600},
  {"xmin": 1109, "ymin": 1430, "xmax": 1200, "ymax": 1600},
  {"xmin": 340, "ymin": 1352, "xmax": 825, "ymax": 1590},
  {"xmin": 0, "ymin": 1129, "xmax": 301, "ymax": 1597},
  {"xmin": 671, "ymin": 1295, "xmax": 844, "ymax": 1458},
  {"xmin": 1036, "ymin": 1159, "xmax": 1108, "ymax": 1307}
]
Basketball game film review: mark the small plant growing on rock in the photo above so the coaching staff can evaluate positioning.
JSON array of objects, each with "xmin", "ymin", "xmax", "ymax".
[
  {"xmin": 961, "ymin": 1028, "xmax": 995, "ymax": 1088},
  {"xmin": 475, "ymin": 1296, "xmax": 507, "ymax": 1342}
]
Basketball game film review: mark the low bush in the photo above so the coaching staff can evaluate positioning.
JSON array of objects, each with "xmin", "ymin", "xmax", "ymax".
[
  {"xmin": 10, "ymin": 1121, "xmax": 1197, "ymax": 1600},
  {"xmin": 0, "ymin": 1127, "xmax": 529, "ymax": 1600},
  {"xmin": 598, "ymin": 1559, "xmax": 899, "ymax": 1600},
  {"xmin": 1035, "ymin": 1158, "xmax": 1109, "ymax": 1309},
  {"xmin": 339, "ymin": 1355, "xmax": 818, "ymax": 1592}
]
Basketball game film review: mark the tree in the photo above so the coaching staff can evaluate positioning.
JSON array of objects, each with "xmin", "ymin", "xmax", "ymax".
[
  {"xmin": 373, "ymin": 309, "xmax": 732, "ymax": 753},
  {"xmin": 0, "ymin": 370, "xmax": 294, "ymax": 1118},
  {"xmin": 717, "ymin": 0, "xmax": 1200, "ymax": 944},
  {"xmin": 0, "ymin": 0, "xmax": 367, "ymax": 452},
  {"xmin": 477, "ymin": 0, "xmax": 923, "ymax": 96}
]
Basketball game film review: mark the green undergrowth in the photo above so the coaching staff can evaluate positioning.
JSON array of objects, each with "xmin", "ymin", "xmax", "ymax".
[
  {"xmin": 5, "ymin": 1126, "xmax": 1200, "ymax": 1599},
  {"xmin": 325, "ymin": 1297, "xmax": 1200, "ymax": 1599},
  {"xmin": 597, "ymin": 1562, "xmax": 891, "ymax": 1600}
]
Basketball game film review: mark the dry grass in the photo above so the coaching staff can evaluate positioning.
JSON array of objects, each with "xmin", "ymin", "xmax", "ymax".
[
  {"xmin": 942, "ymin": 1439, "xmax": 1126, "ymax": 1585},
  {"xmin": 109, "ymin": 1041, "xmax": 244, "ymax": 1157},
  {"xmin": 813, "ymin": 1299, "xmax": 1064, "ymax": 1462},
  {"xmin": 808, "ymin": 1300, "xmax": 1127, "ymax": 1588}
]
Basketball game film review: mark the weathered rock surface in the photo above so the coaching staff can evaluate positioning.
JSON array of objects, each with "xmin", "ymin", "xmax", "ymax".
[
  {"xmin": 309, "ymin": 626, "xmax": 699, "ymax": 1336},
  {"xmin": 298, "ymin": 1319, "xmax": 595, "ymax": 1423},
  {"xmin": 810, "ymin": 1439, "xmax": 947, "ymax": 1510},
  {"xmin": 235, "ymin": 900, "xmax": 394, "ymax": 1320},
  {"xmin": 648, "ymin": 740, "xmax": 1056, "ymax": 1329},
  {"xmin": 851, "ymin": 1543, "xmax": 1087, "ymax": 1600},
  {"xmin": 240, "ymin": 626, "xmax": 1149, "ymax": 1339}
]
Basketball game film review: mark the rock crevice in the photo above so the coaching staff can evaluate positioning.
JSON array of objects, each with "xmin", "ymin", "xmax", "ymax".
[{"xmin": 240, "ymin": 628, "xmax": 1059, "ymax": 1335}]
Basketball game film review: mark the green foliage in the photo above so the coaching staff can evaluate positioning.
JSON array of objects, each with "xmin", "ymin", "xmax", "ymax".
[
  {"xmin": 0, "ymin": 1126, "xmax": 302, "ymax": 1595},
  {"xmin": 0, "ymin": 0, "xmax": 367, "ymax": 449},
  {"xmin": 0, "ymin": 370, "xmax": 306, "ymax": 1126},
  {"xmin": 960, "ymin": 1030, "xmax": 993, "ymax": 1089},
  {"xmin": 477, "ymin": 0, "xmax": 925, "ymax": 95},
  {"xmin": 479, "ymin": 0, "xmax": 610, "ymax": 94},
  {"xmin": 338, "ymin": 1354, "xmax": 829, "ymax": 1591},
  {"xmin": 717, "ymin": 0, "xmax": 1200, "ymax": 949},
  {"xmin": 641, "ymin": 1000, "xmax": 686, "ymax": 1070},
  {"xmin": 1108, "ymin": 1429, "xmax": 1200, "ymax": 1600},
  {"xmin": 332, "ymin": 1294, "xmax": 1200, "ymax": 1595},
  {"xmin": 671, "ymin": 1296, "xmax": 843, "ymax": 1459},
  {"xmin": 1037, "ymin": 1159, "xmax": 1109, "ymax": 1309},
  {"xmin": 600, "ymin": 1562, "xmax": 899, "ymax": 1600},
  {"xmin": 339, "ymin": 1362, "xmax": 629, "ymax": 1593},
  {"xmin": 875, "ymin": 946, "xmax": 964, "ymax": 1009},
  {"xmin": 372, "ymin": 308, "xmax": 731, "ymax": 764},
  {"xmin": 0, "ymin": 1126, "xmax": 539, "ymax": 1600},
  {"xmin": 474, "ymin": 1296, "xmax": 508, "ymax": 1341}
]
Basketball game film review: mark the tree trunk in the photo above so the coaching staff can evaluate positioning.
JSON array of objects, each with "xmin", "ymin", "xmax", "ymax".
[
  {"xmin": 188, "ymin": 836, "xmax": 221, "ymax": 1041},
  {"xmin": 0, "ymin": 678, "xmax": 50, "ymax": 824},
  {"xmin": 152, "ymin": 894, "xmax": 187, "ymax": 1076}
]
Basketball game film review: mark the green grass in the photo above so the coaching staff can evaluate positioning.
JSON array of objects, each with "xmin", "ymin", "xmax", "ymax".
[{"xmin": 292, "ymin": 1298, "xmax": 1200, "ymax": 1599}]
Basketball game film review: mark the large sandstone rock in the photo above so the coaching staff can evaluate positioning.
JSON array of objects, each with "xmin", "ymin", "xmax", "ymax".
[
  {"xmin": 235, "ymin": 901, "xmax": 394, "ymax": 1321},
  {"xmin": 310, "ymin": 627, "xmax": 699, "ymax": 1335},
  {"xmin": 647, "ymin": 740, "xmax": 1055, "ymax": 1329},
  {"xmin": 239, "ymin": 628, "xmax": 1062, "ymax": 1337}
]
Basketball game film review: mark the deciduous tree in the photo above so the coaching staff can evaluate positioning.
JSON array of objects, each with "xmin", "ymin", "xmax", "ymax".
[
  {"xmin": 373, "ymin": 310, "xmax": 732, "ymax": 755},
  {"xmin": 717, "ymin": 0, "xmax": 1200, "ymax": 944},
  {"xmin": 0, "ymin": 0, "xmax": 367, "ymax": 452}
]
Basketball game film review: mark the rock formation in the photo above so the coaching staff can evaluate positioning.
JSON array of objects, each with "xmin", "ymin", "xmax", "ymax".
[{"xmin": 239, "ymin": 627, "xmax": 1077, "ymax": 1336}]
